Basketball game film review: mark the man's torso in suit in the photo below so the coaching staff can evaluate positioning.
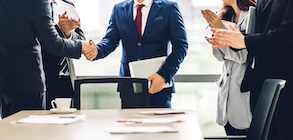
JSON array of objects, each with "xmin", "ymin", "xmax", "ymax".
[
  {"xmin": 96, "ymin": 0, "xmax": 188, "ymax": 93},
  {"xmin": 0, "ymin": 0, "xmax": 82, "ymax": 94}
]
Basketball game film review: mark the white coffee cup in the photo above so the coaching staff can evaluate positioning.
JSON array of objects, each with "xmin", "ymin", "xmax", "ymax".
[{"xmin": 51, "ymin": 98, "xmax": 72, "ymax": 110}]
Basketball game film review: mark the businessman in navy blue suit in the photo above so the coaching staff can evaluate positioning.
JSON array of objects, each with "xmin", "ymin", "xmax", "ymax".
[
  {"xmin": 93, "ymin": 0, "xmax": 188, "ymax": 108},
  {"xmin": 0, "ymin": 0, "xmax": 97, "ymax": 118}
]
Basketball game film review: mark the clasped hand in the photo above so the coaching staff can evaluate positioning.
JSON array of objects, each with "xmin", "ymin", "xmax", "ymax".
[
  {"xmin": 81, "ymin": 40, "xmax": 98, "ymax": 61},
  {"xmin": 57, "ymin": 11, "xmax": 97, "ymax": 61}
]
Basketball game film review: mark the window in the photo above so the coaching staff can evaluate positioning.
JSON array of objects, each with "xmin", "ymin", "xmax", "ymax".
[{"xmin": 72, "ymin": 0, "xmax": 223, "ymax": 75}]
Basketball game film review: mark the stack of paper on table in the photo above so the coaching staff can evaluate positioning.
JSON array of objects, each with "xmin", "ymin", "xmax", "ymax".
[
  {"xmin": 117, "ymin": 117, "xmax": 183, "ymax": 124},
  {"xmin": 13, "ymin": 115, "xmax": 86, "ymax": 125},
  {"xmin": 138, "ymin": 109, "xmax": 188, "ymax": 115},
  {"xmin": 104, "ymin": 126, "xmax": 178, "ymax": 134},
  {"xmin": 128, "ymin": 56, "xmax": 173, "ymax": 92}
]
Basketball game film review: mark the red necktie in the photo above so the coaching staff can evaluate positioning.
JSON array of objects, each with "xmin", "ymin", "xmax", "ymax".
[{"xmin": 135, "ymin": 4, "xmax": 144, "ymax": 38}]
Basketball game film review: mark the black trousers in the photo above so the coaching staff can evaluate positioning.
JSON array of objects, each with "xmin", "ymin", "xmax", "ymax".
[
  {"xmin": 224, "ymin": 122, "xmax": 247, "ymax": 136},
  {"xmin": 120, "ymin": 90, "xmax": 172, "ymax": 109},
  {"xmin": 0, "ymin": 91, "xmax": 45, "ymax": 118},
  {"xmin": 45, "ymin": 76, "xmax": 74, "ymax": 110},
  {"xmin": 118, "ymin": 80, "xmax": 171, "ymax": 108}
]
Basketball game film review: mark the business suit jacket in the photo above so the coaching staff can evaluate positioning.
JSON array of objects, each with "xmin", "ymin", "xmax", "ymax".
[
  {"xmin": 243, "ymin": 0, "xmax": 293, "ymax": 139},
  {"xmin": 42, "ymin": 0, "xmax": 85, "ymax": 109},
  {"xmin": 243, "ymin": 0, "xmax": 293, "ymax": 108},
  {"xmin": 0, "ymin": 0, "xmax": 82, "ymax": 94},
  {"xmin": 95, "ymin": 0, "xmax": 188, "ymax": 95}
]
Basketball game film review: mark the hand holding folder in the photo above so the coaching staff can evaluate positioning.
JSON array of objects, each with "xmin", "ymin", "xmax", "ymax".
[{"xmin": 128, "ymin": 56, "xmax": 173, "ymax": 93}]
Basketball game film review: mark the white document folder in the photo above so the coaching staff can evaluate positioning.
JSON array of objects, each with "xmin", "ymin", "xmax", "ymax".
[
  {"xmin": 128, "ymin": 56, "xmax": 173, "ymax": 90},
  {"xmin": 245, "ymin": 6, "xmax": 256, "ymax": 34}
]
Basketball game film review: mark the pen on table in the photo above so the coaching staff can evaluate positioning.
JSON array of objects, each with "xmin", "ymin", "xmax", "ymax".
[
  {"xmin": 59, "ymin": 115, "xmax": 77, "ymax": 118},
  {"xmin": 117, "ymin": 120, "xmax": 142, "ymax": 124}
]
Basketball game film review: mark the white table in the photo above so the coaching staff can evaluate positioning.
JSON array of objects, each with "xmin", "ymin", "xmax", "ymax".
[{"xmin": 0, "ymin": 108, "xmax": 203, "ymax": 140}]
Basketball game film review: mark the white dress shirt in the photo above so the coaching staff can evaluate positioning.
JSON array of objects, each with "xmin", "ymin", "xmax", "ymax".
[{"xmin": 133, "ymin": 0, "xmax": 153, "ymax": 36}]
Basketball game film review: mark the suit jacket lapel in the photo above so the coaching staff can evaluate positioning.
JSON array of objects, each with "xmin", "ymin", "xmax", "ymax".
[
  {"xmin": 261, "ymin": 0, "xmax": 273, "ymax": 13},
  {"xmin": 142, "ymin": 0, "xmax": 162, "ymax": 39},
  {"xmin": 124, "ymin": 1, "xmax": 139, "ymax": 39}
]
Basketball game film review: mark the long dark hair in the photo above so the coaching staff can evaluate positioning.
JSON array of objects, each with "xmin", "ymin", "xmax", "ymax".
[{"xmin": 219, "ymin": 0, "xmax": 256, "ymax": 21}]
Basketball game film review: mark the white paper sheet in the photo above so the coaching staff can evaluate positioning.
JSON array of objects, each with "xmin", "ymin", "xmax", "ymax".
[
  {"xmin": 117, "ymin": 117, "xmax": 183, "ymax": 124},
  {"xmin": 104, "ymin": 126, "xmax": 178, "ymax": 134},
  {"xmin": 13, "ymin": 115, "xmax": 86, "ymax": 125},
  {"xmin": 138, "ymin": 110, "xmax": 188, "ymax": 115}
]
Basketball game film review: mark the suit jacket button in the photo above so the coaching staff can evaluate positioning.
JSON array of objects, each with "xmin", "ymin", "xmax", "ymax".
[
  {"xmin": 137, "ymin": 42, "xmax": 142, "ymax": 46},
  {"xmin": 226, "ymin": 73, "xmax": 229, "ymax": 76}
]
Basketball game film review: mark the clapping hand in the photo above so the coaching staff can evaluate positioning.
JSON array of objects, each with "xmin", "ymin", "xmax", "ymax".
[
  {"xmin": 81, "ymin": 40, "xmax": 98, "ymax": 61},
  {"xmin": 201, "ymin": 9, "xmax": 226, "ymax": 29},
  {"xmin": 205, "ymin": 26, "xmax": 246, "ymax": 49},
  {"xmin": 58, "ymin": 11, "xmax": 80, "ymax": 38}
]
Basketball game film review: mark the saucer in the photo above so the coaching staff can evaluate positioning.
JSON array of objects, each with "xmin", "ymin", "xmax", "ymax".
[{"xmin": 50, "ymin": 108, "xmax": 77, "ymax": 114}]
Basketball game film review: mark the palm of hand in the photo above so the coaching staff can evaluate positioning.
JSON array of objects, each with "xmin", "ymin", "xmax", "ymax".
[{"xmin": 201, "ymin": 9, "xmax": 226, "ymax": 29}]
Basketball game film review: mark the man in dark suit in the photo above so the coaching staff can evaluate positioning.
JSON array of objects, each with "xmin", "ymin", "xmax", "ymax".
[
  {"xmin": 0, "ymin": 0, "xmax": 97, "ymax": 118},
  {"xmin": 43, "ymin": 0, "xmax": 86, "ymax": 110},
  {"xmin": 206, "ymin": 0, "xmax": 293, "ymax": 139},
  {"xmin": 92, "ymin": 0, "xmax": 188, "ymax": 108}
]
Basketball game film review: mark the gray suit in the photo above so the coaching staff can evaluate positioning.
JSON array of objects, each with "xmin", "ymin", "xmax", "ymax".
[{"xmin": 214, "ymin": 11, "xmax": 251, "ymax": 130}]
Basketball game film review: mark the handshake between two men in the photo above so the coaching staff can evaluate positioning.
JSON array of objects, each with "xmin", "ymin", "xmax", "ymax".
[
  {"xmin": 57, "ymin": 11, "xmax": 98, "ymax": 61},
  {"xmin": 81, "ymin": 40, "xmax": 98, "ymax": 61}
]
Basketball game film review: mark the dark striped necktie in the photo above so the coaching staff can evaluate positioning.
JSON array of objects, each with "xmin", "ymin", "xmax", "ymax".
[{"xmin": 59, "ymin": 58, "xmax": 69, "ymax": 75}]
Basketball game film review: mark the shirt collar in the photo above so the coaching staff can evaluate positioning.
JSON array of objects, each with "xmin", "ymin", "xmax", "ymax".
[{"xmin": 134, "ymin": 0, "xmax": 152, "ymax": 8}]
